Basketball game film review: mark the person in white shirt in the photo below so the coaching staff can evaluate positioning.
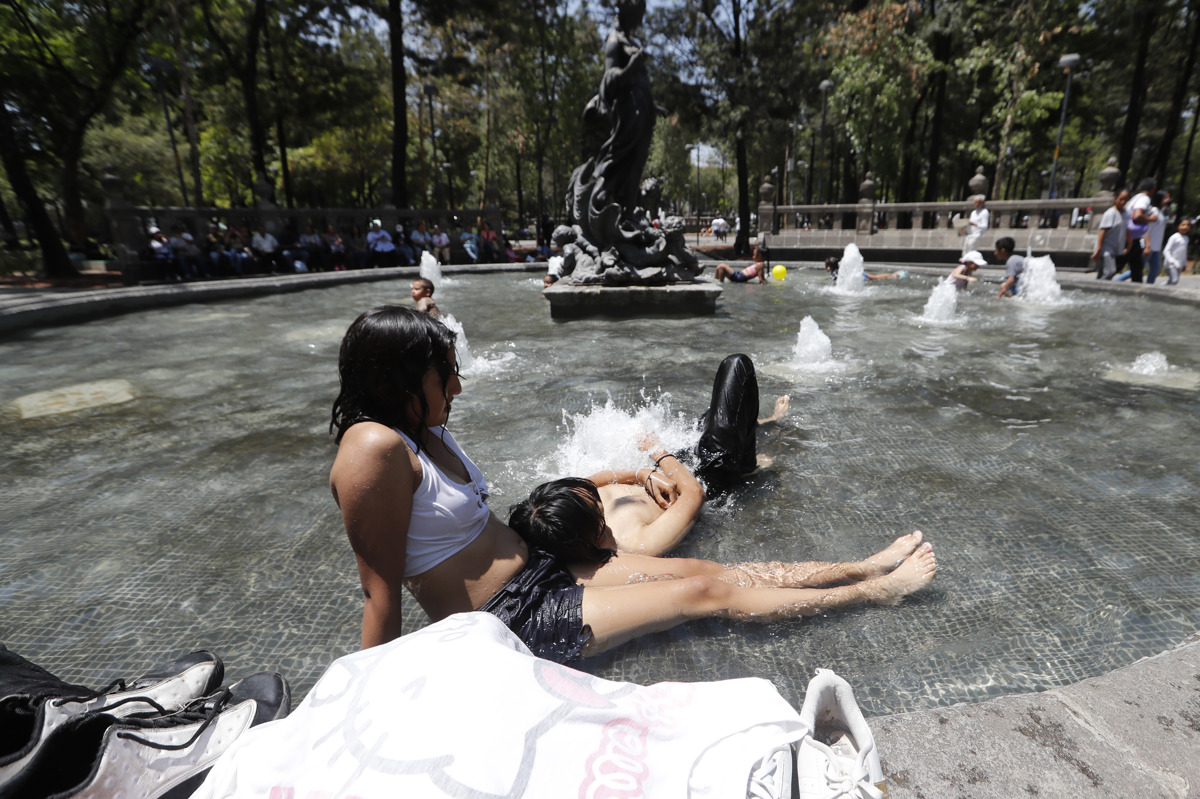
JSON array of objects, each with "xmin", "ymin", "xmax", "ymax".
[
  {"xmin": 1145, "ymin": 191, "xmax": 1170, "ymax": 283},
  {"xmin": 1091, "ymin": 191, "xmax": 1130, "ymax": 280},
  {"xmin": 1163, "ymin": 218, "xmax": 1191, "ymax": 286},
  {"xmin": 251, "ymin": 224, "xmax": 279, "ymax": 273},
  {"xmin": 962, "ymin": 195, "xmax": 989, "ymax": 254},
  {"xmin": 1124, "ymin": 178, "xmax": 1157, "ymax": 283}
]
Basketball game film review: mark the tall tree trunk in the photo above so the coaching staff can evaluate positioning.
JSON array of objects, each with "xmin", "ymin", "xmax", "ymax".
[
  {"xmin": 170, "ymin": 0, "xmax": 204, "ymax": 207},
  {"xmin": 0, "ymin": 99, "xmax": 73, "ymax": 276},
  {"xmin": 388, "ymin": 0, "xmax": 409, "ymax": 207},
  {"xmin": 60, "ymin": 132, "xmax": 88, "ymax": 248},
  {"xmin": 922, "ymin": 30, "xmax": 951, "ymax": 203},
  {"xmin": 263, "ymin": 23, "xmax": 293, "ymax": 208},
  {"xmin": 734, "ymin": 125, "xmax": 751, "ymax": 255},
  {"xmin": 0, "ymin": 192, "xmax": 18, "ymax": 246},
  {"xmin": 1146, "ymin": 0, "xmax": 1199, "ymax": 182},
  {"xmin": 1176, "ymin": 96, "xmax": 1198, "ymax": 211},
  {"xmin": 1117, "ymin": 5, "xmax": 1159, "ymax": 187}
]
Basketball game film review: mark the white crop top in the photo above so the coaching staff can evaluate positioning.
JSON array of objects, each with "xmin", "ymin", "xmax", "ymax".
[{"xmin": 395, "ymin": 426, "xmax": 491, "ymax": 577}]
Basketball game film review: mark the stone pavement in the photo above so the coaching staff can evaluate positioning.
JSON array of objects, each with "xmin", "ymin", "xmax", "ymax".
[
  {"xmin": 2, "ymin": 256, "xmax": 1199, "ymax": 796},
  {"xmin": 873, "ymin": 634, "xmax": 1200, "ymax": 798}
]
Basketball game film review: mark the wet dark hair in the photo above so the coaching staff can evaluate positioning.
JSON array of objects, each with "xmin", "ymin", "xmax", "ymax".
[
  {"xmin": 508, "ymin": 478, "xmax": 617, "ymax": 566},
  {"xmin": 824, "ymin": 256, "xmax": 839, "ymax": 272},
  {"xmin": 995, "ymin": 236, "xmax": 1015, "ymax": 254},
  {"xmin": 329, "ymin": 305, "xmax": 457, "ymax": 447},
  {"xmin": 1137, "ymin": 177, "xmax": 1157, "ymax": 193}
]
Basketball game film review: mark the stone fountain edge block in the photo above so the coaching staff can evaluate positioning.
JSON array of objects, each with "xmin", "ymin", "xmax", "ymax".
[{"xmin": 544, "ymin": 281, "xmax": 723, "ymax": 318}]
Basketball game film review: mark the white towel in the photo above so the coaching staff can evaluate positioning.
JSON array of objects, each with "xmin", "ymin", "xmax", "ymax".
[{"xmin": 194, "ymin": 612, "xmax": 808, "ymax": 798}]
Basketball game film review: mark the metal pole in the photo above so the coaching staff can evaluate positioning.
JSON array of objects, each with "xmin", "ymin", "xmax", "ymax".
[
  {"xmin": 695, "ymin": 146, "xmax": 701, "ymax": 246},
  {"xmin": 425, "ymin": 85, "xmax": 439, "ymax": 207},
  {"xmin": 817, "ymin": 80, "xmax": 832, "ymax": 206},
  {"xmin": 1047, "ymin": 55, "xmax": 1079, "ymax": 199}
]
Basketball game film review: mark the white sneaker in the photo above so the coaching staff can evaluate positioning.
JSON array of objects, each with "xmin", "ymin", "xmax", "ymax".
[
  {"xmin": 795, "ymin": 669, "xmax": 885, "ymax": 799},
  {"xmin": 748, "ymin": 744, "xmax": 794, "ymax": 798}
]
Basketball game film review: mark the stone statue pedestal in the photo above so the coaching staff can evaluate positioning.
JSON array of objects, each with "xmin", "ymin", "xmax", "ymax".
[{"xmin": 544, "ymin": 281, "xmax": 723, "ymax": 319}]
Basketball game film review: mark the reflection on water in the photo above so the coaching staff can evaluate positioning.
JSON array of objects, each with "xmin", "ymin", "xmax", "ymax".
[{"xmin": 1, "ymin": 270, "xmax": 1198, "ymax": 715}]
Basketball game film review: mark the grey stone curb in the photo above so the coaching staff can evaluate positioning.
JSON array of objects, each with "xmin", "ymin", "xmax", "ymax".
[
  {"xmin": 872, "ymin": 633, "xmax": 1200, "ymax": 798},
  {"xmin": 0, "ymin": 263, "xmax": 544, "ymax": 337}
]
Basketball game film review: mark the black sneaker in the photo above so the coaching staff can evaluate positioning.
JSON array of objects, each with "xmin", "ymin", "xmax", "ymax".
[
  {"xmin": 0, "ymin": 671, "xmax": 290, "ymax": 799},
  {"xmin": 0, "ymin": 650, "xmax": 223, "ymax": 788}
]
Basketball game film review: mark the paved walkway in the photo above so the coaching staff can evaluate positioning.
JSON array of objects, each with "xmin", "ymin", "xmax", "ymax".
[{"xmin": 3, "ymin": 256, "xmax": 1199, "ymax": 796}]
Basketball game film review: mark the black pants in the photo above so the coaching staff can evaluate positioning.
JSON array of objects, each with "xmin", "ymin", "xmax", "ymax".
[
  {"xmin": 1127, "ymin": 238, "xmax": 1144, "ymax": 283},
  {"xmin": 689, "ymin": 354, "xmax": 760, "ymax": 495}
]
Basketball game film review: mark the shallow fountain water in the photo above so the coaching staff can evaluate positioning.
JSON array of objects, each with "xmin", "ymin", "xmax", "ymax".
[{"xmin": 2, "ymin": 270, "xmax": 1199, "ymax": 716}]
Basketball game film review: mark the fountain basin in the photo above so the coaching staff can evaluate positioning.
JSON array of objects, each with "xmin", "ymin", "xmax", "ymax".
[
  {"xmin": 543, "ymin": 281, "xmax": 723, "ymax": 318},
  {"xmin": 2, "ymin": 269, "xmax": 1198, "ymax": 717}
]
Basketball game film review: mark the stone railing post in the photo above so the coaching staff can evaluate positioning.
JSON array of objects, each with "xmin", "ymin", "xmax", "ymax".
[{"xmin": 857, "ymin": 173, "xmax": 876, "ymax": 234}]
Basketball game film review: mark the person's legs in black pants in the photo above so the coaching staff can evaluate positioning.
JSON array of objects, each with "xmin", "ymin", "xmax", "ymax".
[{"xmin": 692, "ymin": 354, "xmax": 760, "ymax": 496}]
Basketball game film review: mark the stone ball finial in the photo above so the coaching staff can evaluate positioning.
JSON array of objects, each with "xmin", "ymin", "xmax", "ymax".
[
  {"xmin": 968, "ymin": 165, "xmax": 989, "ymax": 197},
  {"xmin": 1098, "ymin": 157, "xmax": 1122, "ymax": 192},
  {"xmin": 758, "ymin": 178, "xmax": 774, "ymax": 202},
  {"xmin": 859, "ymin": 172, "xmax": 877, "ymax": 201}
]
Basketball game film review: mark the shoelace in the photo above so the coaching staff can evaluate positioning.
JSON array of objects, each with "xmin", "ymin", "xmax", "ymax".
[
  {"xmin": 747, "ymin": 754, "xmax": 783, "ymax": 799},
  {"xmin": 50, "ymin": 676, "xmax": 172, "ymax": 715},
  {"xmin": 818, "ymin": 755, "xmax": 884, "ymax": 799},
  {"xmin": 114, "ymin": 687, "xmax": 233, "ymax": 752},
  {"xmin": 50, "ymin": 679, "xmax": 171, "ymax": 717}
]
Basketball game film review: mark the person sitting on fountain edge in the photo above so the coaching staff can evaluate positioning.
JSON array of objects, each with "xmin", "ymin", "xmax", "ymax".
[{"xmin": 994, "ymin": 236, "xmax": 1025, "ymax": 298}]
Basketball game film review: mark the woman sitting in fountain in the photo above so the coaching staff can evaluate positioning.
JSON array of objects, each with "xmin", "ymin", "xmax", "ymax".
[
  {"xmin": 329, "ymin": 306, "xmax": 937, "ymax": 663},
  {"xmin": 714, "ymin": 245, "xmax": 767, "ymax": 283}
]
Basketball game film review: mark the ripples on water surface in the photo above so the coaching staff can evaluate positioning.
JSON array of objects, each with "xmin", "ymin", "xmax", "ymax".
[{"xmin": 1, "ymin": 269, "xmax": 1198, "ymax": 715}]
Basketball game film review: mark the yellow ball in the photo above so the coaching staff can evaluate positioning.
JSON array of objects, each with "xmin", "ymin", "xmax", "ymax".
[{"xmin": 771, "ymin": 264, "xmax": 787, "ymax": 280}]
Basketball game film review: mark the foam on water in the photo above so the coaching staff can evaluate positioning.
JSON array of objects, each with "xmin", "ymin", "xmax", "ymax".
[
  {"xmin": 1018, "ymin": 254, "xmax": 1065, "ymax": 304},
  {"xmin": 918, "ymin": 278, "xmax": 959, "ymax": 324},
  {"xmin": 834, "ymin": 243, "xmax": 866, "ymax": 293}
]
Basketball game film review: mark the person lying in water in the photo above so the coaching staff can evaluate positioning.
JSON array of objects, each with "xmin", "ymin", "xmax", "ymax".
[
  {"xmin": 329, "ymin": 306, "xmax": 937, "ymax": 664},
  {"xmin": 824, "ymin": 256, "xmax": 907, "ymax": 282},
  {"xmin": 590, "ymin": 353, "xmax": 789, "ymax": 555}
]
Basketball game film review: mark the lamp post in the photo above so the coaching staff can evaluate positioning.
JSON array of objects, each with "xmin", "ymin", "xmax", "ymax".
[
  {"xmin": 771, "ymin": 166, "xmax": 780, "ymax": 235},
  {"xmin": 817, "ymin": 79, "xmax": 833, "ymax": 205},
  {"xmin": 1047, "ymin": 53, "xmax": 1081, "ymax": 200},
  {"xmin": 424, "ymin": 84, "xmax": 440, "ymax": 207},
  {"xmin": 443, "ymin": 162, "xmax": 453, "ymax": 210},
  {"xmin": 686, "ymin": 143, "xmax": 701, "ymax": 245}
]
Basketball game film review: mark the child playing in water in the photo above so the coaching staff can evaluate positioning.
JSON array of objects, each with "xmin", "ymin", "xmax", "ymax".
[
  {"xmin": 824, "ymin": 257, "xmax": 907, "ymax": 282},
  {"xmin": 1163, "ymin": 218, "xmax": 1191, "ymax": 286},
  {"xmin": 714, "ymin": 245, "xmax": 767, "ymax": 283},
  {"xmin": 949, "ymin": 250, "xmax": 986, "ymax": 290}
]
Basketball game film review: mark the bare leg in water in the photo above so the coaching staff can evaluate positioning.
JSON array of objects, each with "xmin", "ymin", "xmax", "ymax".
[{"xmin": 578, "ymin": 539, "xmax": 936, "ymax": 654}]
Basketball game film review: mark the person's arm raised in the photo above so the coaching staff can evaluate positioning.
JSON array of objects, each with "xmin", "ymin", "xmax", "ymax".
[{"xmin": 330, "ymin": 423, "xmax": 415, "ymax": 649}]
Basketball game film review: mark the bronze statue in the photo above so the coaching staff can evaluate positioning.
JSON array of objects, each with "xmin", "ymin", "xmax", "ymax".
[{"xmin": 562, "ymin": 0, "xmax": 701, "ymax": 285}]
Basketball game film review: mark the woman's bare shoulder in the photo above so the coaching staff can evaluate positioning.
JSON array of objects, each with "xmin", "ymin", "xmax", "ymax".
[{"xmin": 331, "ymin": 422, "xmax": 416, "ymax": 490}]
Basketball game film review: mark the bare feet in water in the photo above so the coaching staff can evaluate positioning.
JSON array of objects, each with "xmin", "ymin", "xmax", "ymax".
[
  {"xmin": 860, "ymin": 531, "xmax": 924, "ymax": 578},
  {"xmin": 866, "ymin": 542, "xmax": 937, "ymax": 605}
]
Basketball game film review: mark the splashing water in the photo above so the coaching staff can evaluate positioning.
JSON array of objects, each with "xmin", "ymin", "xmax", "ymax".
[
  {"xmin": 1103, "ymin": 351, "xmax": 1200, "ymax": 389},
  {"xmin": 919, "ymin": 278, "xmax": 959, "ymax": 323},
  {"xmin": 1018, "ymin": 255, "xmax": 1063, "ymax": 304},
  {"xmin": 420, "ymin": 251, "xmax": 443, "ymax": 284},
  {"xmin": 1130, "ymin": 351, "xmax": 1171, "ymax": 375},
  {"xmin": 549, "ymin": 395, "xmax": 699, "ymax": 480},
  {"xmin": 835, "ymin": 243, "xmax": 866, "ymax": 292},
  {"xmin": 439, "ymin": 313, "xmax": 516, "ymax": 376},
  {"xmin": 792, "ymin": 316, "xmax": 833, "ymax": 366}
]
